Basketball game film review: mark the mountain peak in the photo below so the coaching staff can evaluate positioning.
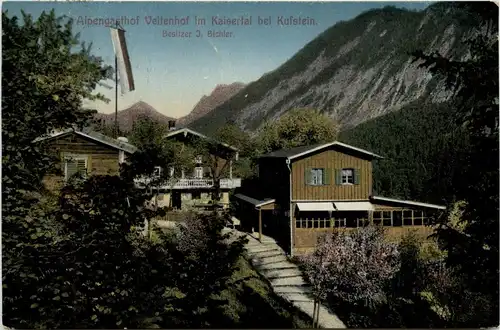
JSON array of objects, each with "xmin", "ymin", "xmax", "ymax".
[
  {"xmin": 126, "ymin": 101, "xmax": 156, "ymax": 111},
  {"xmin": 177, "ymin": 82, "xmax": 246, "ymax": 127},
  {"xmin": 94, "ymin": 101, "xmax": 175, "ymax": 132}
]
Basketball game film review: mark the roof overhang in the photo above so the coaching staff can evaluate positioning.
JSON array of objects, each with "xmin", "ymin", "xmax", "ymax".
[
  {"xmin": 296, "ymin": 202, "xmax": 335, "ymax": 212},
  {"xmin": 371, "ymin": 196, "xmax": 446, "ymax": 210},
  {"xmin": 333, "ymin": 201, "xmax": 375, "ymax": 211},
  {"xmin": 287, "ymin": 141, "xmax": 383, "ymax": 161},
  {"xmin": 234, "ymin": 193, "xmax": 275, "ymax": 209},
  {"xmin": 256, "ymin": 199, "xmax": 276, "ymax": 208},
  {"xmin": 165, "ymin": 128, "xmax": 239, "ymax": 152},
  {"xmin": 33, "ymin": 129, "xmax": 137, "ymax": 153}
]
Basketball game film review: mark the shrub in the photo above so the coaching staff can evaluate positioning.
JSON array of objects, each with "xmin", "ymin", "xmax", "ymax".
[{"xmin": 300, "ymin": 226, "xmax": 400, "ymax": 310}]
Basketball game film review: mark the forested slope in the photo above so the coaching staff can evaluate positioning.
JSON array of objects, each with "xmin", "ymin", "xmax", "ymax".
[{"xmin": 340, "ymin": 99, "xmax": 471, "ymax": 205}]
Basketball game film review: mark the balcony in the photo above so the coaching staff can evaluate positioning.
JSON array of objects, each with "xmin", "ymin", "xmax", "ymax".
[{"xmin": 135, "ymin": 177, "xmax": 241, "ymax": 190}]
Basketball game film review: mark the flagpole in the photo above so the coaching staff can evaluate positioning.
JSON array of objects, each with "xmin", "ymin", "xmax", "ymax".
[
  {"xmin": 114, "ymin": 23, "xmax": 119, "ymax": 139},
  {"xmin": 115, "ymin": 53, "xmax": 118, "ymax": 139}
]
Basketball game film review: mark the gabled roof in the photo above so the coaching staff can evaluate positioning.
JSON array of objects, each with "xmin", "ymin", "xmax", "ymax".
[
  {"xmin": 371, "ymin": 196, "xmax": 446, "ymax": 210},
  {"xmin": 165, "ymin": 127, "xmax": 239, "ymax": 152},
  {"xmin": 259, "ymin": 141, "xmax": 383, "ymax": 160},
  {"xmin": 34, "ymin": 128, "xmax": 138, "ymax": 154}
]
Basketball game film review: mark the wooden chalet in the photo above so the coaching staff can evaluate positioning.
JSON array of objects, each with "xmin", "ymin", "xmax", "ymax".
[
  {"xmin": 136, "ymin": 121, "xmax": 241, "ymax": 210},
  {"xmin": 233, "ymin": 141, "xmax": 446, "ymax": 256},
  {"xmin": 35, "ymin": 128, "xmax": 137, "ymax": 191}
]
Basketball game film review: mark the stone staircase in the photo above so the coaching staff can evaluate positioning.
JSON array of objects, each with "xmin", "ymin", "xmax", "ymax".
[{"xmin": 223, "ymin": 228, "xmax": 346, "ymax": 329}]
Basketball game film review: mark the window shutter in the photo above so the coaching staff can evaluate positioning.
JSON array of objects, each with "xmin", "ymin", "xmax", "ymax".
[
  {"xmin": 87, "ymin": 155, "xmax": 92, "ymax": 174},
  {"xmin": 66, "ymin": 160, "xmax": 78, "ymax": 179},
  {"xmin": 76, "ymin": 159, "xmax": 86, "ymax": 174},
  {"xmin": 354, "ymin": 169, "xmax": 361, "ymax": 185},
  {"xmin": 324, "ymin": 168, "xmax": 330, "ymax": 185},
  {"xmin": 335, "ymin": 169, "xmax": 342, "ymax": 185},
  {"xmin": 305, "ymin": 168, "xmax": 311, "ymax": 185}
]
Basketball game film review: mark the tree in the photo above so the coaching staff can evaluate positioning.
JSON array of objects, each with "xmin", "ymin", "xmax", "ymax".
[
  {"xmin": 215, "ymin": 123, "xmax": 258, "ymax": 178},
  {"xmin": 257, "ymin": 108, "xmax": 339, "ymax": 154},
  {"xmin": 2, "ymin": 168, "xmax": 246, "ymax": 328},
  {"xmin": 392, "ymin": 232, "xmax": 428, "ymax": 299},
  {"xmin": 174, "ymin": 211, "xmax": 247, "ymax": 326},
  {"xmin": 339, "ymin": 101, "xmax": 471, "ymax": 204},
  {"xmin": 2, "ymin": 9, "xmax": 112, "ymax": 197},
  {"xmin": 93, "ymin": 118, "xmax": 126, "ymax": 138},
  {"xmin": 412, "ymin": 3, "xmax": 499, "ymax": 326},
  {"xmin": 128, "ymin": 116, "xmax": 169, "ymax": 149},
  {"xmin": 2, "ymin": 10, "xmax": 112, "ymax": 327}
]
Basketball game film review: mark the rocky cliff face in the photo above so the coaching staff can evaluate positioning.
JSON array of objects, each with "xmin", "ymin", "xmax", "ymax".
[
  {"xmin": 95, "ymin": 101, "xmax": 175, "ymax": 132},
  {"xmin": 177, "ymin": 82, "xmax": 246, "ymax": 127},
  {"xmin": 189, "ymin": 3, "xmax": 479, "ymax": 134}
]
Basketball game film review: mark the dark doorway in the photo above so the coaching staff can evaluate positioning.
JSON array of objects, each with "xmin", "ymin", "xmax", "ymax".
[{"xmin": 172, "ymin": 191, "xmax": 182, "ymax": 209}]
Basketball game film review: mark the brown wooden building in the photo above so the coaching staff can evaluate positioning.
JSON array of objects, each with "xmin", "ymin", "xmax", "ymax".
[
  {"xmin": 233, "ymin": 141, "xmax": 446, "ymax": 256},
  {"xmin": 136, "ymin": 124, "xmax": 241, "ymax": 210},
  {"xmin": 35, "ymin": 128, "xmax": 137, "ymax": 191}
]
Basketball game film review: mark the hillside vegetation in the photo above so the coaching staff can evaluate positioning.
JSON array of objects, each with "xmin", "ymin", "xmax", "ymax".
[{"xmin": 339, "ymin": 99, "xmax": 470, "ymax": 205}]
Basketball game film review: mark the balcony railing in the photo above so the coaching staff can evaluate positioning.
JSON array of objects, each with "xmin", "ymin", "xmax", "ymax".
[{"xmin": 135, "ymin": 177, "xmax": 241, "ymax": 189}]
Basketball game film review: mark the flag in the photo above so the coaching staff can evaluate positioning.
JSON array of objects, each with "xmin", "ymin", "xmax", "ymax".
[{"xmin": 110, "ymin": 27, "xmax": 135, "ymax": 93}]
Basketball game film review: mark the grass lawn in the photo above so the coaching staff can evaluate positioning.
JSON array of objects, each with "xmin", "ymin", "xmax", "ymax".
[{"xmin": 211, "ymin": 256, "xmax": 313, "ymax": 328}]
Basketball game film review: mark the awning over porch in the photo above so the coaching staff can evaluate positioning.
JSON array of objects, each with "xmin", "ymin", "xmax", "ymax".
[
  {"xmin": 296, "ymin": 202, "xmax": 335, "ymax": 212},
  {"xmin": 234, "ymin": 193, "xmax": 275, "ymax": 209},
  {"xmin": 333, "ymin": 201, "xmax": 375, "ymax": 211},
  {"xmin": 370, "ymin": 196, "xmax": 446, "ymax": 210}
]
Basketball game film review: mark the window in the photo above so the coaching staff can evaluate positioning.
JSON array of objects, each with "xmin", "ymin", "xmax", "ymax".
[
  {"xmin": 169, "ymin": 167, "xmax": 174, "ymax": 177},
  {"xmin": 372, "ymin": 210, "xmax": 393, "ymax": 226},
  {"xmin": 357, "ymin": 218, "xmax": 370, "ymax": 227},
  {"xmin": 295, "ymin": 217, "xmax": 332, "ymax": 229},
  {"xmin": 393, "ymin": 211, "xmax": 403, "ymax": 226},
  {"xmin": 346, "ymin": 217, "xmax": 358, "ymax": 228},
  {"xmin": 195, "ymin": 155, "xmax": 203, "ymax": 164},
  {"xmin": 307, "ymin": 168, "xmax": 325, "ymax": 185},
  {"xmin": 382, "ymin": 211, "xmax": 392, "ymax": 226},
  {"xmin": 194, "ymin": 167, "xmax": 204, "ymax": 179},
  {"xmin": 403, "ymin": 210, "xmax": 413, "ymax": 226},
  {"xmin": 335, "ymin": 168, "xmax": 360, "ymax": 185},
  {"xmin": 334, "ymin": 218, "xmax": 346, "ymax": 228},
  {"xmin": 153, "ymin": 166, "xmax": 162, "ymax": 178},
  {"xmin": 413, "ymin": 210, "xmax": 425, "ymax": 226},
  {"xmin": 341, "ymin": 168, "xmax": 354, "ymax": 184},
  {"xmin": 65, "ymin": 156, "xmax": 88, "ymax": 181}
]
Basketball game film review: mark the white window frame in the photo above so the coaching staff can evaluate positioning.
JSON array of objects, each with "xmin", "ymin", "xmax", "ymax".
[
  {"xmin": 310, "ymin": 168, "xmax": 324, "ymax": 186},
  {"xmin": 195, "ymin": 155, "xmax": 203, "ymax": 164},
  {"xmin": 341, "ymin": 168, "xmax": 354, "ymax": 185},
  {"xmin": 64, "ymin": 155, "xmax": 88, "ymax": 181},
  {"xmin": 169, "ymin": 167, "xmax": 174, "ymax": 177},
  {"xmin": 194, "ymin": 167, "xmax": 204, "ymax": 179},
  {"xmin": 153, "ymin": 166, "xmax": 162, "ymax": 178}
]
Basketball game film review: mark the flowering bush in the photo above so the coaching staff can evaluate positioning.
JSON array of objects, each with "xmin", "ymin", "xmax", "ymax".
[{"xmin": 300, "ymin": 226, "xmax": 400, "ymax": 309}]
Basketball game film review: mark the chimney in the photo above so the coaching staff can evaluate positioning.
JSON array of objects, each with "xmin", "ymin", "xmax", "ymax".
[
  {"xmin": 117, "ymin": 136, "xmax": 129, "ymax": 143},
  {"xmin": 168, "ymin": 120, "xmax": 176, "ymax": 131}
]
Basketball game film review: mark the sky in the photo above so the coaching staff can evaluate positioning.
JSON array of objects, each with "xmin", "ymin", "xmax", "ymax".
[{"xmin": 4, "ymin": 1, "xmax": 431, "ymax": 118}]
